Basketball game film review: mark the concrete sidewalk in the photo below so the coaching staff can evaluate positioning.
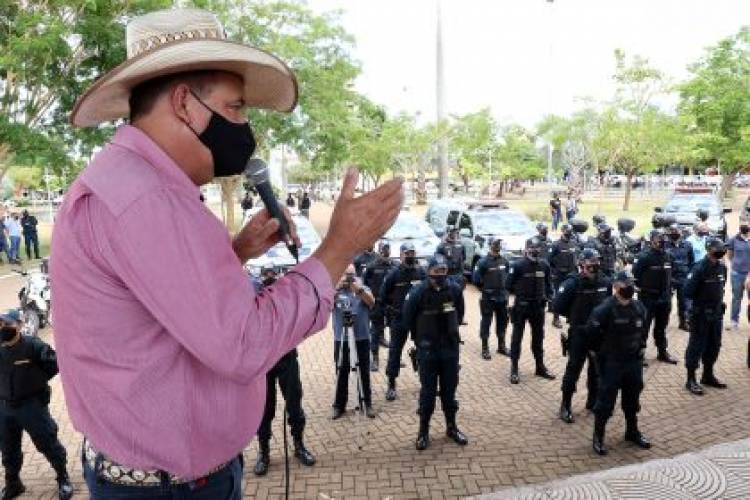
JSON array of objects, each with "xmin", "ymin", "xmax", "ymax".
[{"xmin": 476, "ymin": 437, "xmax": 750, "ymax": 499}]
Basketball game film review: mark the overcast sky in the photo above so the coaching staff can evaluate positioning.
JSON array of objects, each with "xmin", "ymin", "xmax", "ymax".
[{"xmin": 306, "ymin": 0, "xmax": 749, "ymax": 128}]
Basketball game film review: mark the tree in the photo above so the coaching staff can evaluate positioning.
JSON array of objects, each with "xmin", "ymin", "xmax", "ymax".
[
  {"xmin": 450, "ymin": 109, "xmax": 499, "ymax": 192},
  {"xmin": 495, "ymin": 125, "xmax": 543, "ymax": 196},
  {"xmin": 679, "ymin": 27, "xmax": 750, "ymax": 198}
]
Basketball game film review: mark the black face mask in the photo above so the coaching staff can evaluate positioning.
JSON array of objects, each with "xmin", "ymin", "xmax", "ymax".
[
  {"xmin": 583, "ymin": 264, "xmax": 600, "ymax": 276},
  {"xmin": 711, "ymin": 250, "xmax": 726, "ymax": 259},
  {"xmin": 669, "ymin": 233, "xmax": 681, "ymax": 241},
  {"xmin": 618, "ymin": 285, "xmax": 635, "ymax": 300},
  {"xmin": 528, "ymin": 249, "xmax": 541, "ymax": 260},
  {"xmin": 741, "ymin": 226, "xmax": 750, "ymax": 235},
  {"xmin": 430, "ymin": 275, "xmax": 448, "ymax": 288},
  {"xmin": 189, "ymin": 91, "xmax": 256, "ymax": 178},
  {"xmin": 0, "ymin": 326, "xmax": 17, "ymax": 342},
  {"xmin": 404, "ymin": 256, "xmax": 417, "ymax": 266}
]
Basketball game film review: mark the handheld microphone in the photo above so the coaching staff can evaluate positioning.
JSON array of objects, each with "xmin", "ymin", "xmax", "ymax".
[{"xmin": 244, "ymin": 158, "xmax": 299, "ymax": 262}]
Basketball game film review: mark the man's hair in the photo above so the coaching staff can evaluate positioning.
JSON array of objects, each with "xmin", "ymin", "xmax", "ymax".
[{"xmin": 128, "ymin": 70, "xmax": 226, "ymax": 122}]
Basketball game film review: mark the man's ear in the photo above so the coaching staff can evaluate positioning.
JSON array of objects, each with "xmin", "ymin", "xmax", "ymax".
[{"xmin": 171, "ymin": 83, "xmax": 194, "ymax": 127}]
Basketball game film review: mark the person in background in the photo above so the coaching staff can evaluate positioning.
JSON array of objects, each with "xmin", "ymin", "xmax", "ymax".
[
  {"xmin": 286, "ymin": 193, "xmax": 296, "ymax": 208},
  {"xmin": 565, "ymin": 191, "xmax": 578, "ymax": 222},
  {"xmin": 687, "ymin": 222, "xmax": 710, "ymax": 263},
  {"xmin": 241, "ymin": 191, "xmax": 253, "ymax": 211},
  {"xmin": 20, "ymin": 210, "xmax": 40, "ymax": 261},
  {"xmin": 726, "ymin": 219, "xmax": 750, "ymax": 331},
  {"xmin": 4, "ymin": 214, "xmax": 22, "ymax": 265},
  {"xmin": 550, "ymin": 193, "xmax": 562, "ymax": 231},
  {"xmin": 300, "ymin": 192, "xmax": 311, "ymax": 218}
]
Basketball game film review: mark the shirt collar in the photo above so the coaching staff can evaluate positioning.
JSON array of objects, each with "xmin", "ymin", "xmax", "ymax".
[{"xmin": 111, "ymin": 125, "xmax": 202, "ymax": 200}]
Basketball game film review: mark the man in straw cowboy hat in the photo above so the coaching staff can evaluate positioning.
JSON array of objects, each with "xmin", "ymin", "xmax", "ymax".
[{"xmin": 51, "ymin": 7, "xmax": 403, "ymax": 499}]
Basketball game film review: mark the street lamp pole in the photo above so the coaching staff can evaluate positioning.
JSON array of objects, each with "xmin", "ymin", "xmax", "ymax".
[{"xmin": 436, "ymin": 0, "xmax": 448, "ymax": 199}]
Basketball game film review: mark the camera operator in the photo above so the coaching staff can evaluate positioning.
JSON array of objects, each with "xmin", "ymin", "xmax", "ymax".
[{"xmin": 332, "ymin": 265, "xmax": 377, "ymax": 419}]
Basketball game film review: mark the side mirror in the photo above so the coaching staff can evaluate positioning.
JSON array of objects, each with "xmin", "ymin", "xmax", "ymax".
[
  {"xmin": 654, "ymin": 207, "xmax": 663, "ymax": 213},
  {"xmin": 724, "ymin": 207, "xmax": 733, "ymax": 213},
  {"xmin": 459, "ymin": 228, "xmax": 472, "ymax": 238}
]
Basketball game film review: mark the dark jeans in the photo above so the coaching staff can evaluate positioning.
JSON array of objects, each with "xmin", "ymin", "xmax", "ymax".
[
  {"xmin": 0, "ymin": 396, "xmax": 67, "ymax": 478},
  {"xmin": 685, "ymin": 306, "xmax": 724, "ymax": 371},
  {"xmin": 23, "ymin": 232, "xmax": 40, "ymax": 260},
  {"xmin": 551, "ymin": 210, "xmax": 562, "ymax": 231},
  {"xmin": 640, "ymin": 295, "xmax": 671, "ymax": 351},
  {"xmin": 83, "ymin": 453, "xmax": 243, "ymax": 500},
  {"xmin": 333, "ymin": 338, "xmax": 372, "ymax": 409},
  {"xmin": 417, "ymin": 346, "xmax": 459, "ymax": 422},
  {"xmin": 561, "ymin": 327, "xmax": 599, "ymax": 399},
  {"xmin": 257, "ymin": 350, "xmax": 306, "ymax": 442},
  {"xmin": 385, "ymin": 326, "xmax": 409, "ymax": 381},
  {"xmin": 510, "ymin": 302, "xmax": 546, "ymax": 363},
  {"xmin": 8, "ymin": 236, "xmax": 20, "ymax": 262},
  {"xmin": 730, "ymin": 270, "xmax": 749, "ymax": 323},
  {"xmin": 594, "ymin": 356, "xmax": 643, "ymax": 420},
  {"xmin": 479, "ymin": 296, "xmax": 508, "ymax": 346}
]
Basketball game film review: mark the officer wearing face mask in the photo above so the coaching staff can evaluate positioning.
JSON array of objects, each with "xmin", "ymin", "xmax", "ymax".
[
  {"xmin": 683, "ymin": 238, "xmax": 728, "ymax": 396},
  {"xmin": 251, "ymin": 266, "xmax": 316, "ymax": 476},
  {"xmin": 381, "ymin": 242, "xmax": 426, "ymax": 401},
  {"xmin": 0, "ymin": 309, "xmax": 73, "ymax": 500},
  {"xmin": 506, "ymin": 237, "xmax": 555, "ymax": 384},
  {"xmin": 553, "ymin": 248, "xmax": 611, "ymax": 424},
  {"xmin": 665, "ymin": 224, "xmax": 695, "ymax": 331},
  {"xmin": 363, "ymin": 242, "xmax": 396, "ymax": 371},
  {"xmin": 403, "ymin": 255, "xmax": 467, "ymax": 451},
  {"xmin": 473, "ymin": 238, "xmax": 510, "ymax": 359},
  {"xmin": 586, "ymin": 272, "xmax": 651, "ymax": 456},
  {"xmin": 588, "ymin": 223, "xmax": 617, "ymax": 278},
  {"xmin": 436, "ymin": 227, "xmax": 466, "ymax": 290},
  {"xmin": 527, "ymin": 223, "xmax": 551, "ymax": 263},
  {"xmin": 353, "ymin": 245, "xmax": 378, "ymax": 278},
  {"xmin": 549, "ymin": 223, "xmax": 579, "ymax": 329},
  {"xmin": 633, "ymin": 229, "xmax": 678, "ymax": 364}
]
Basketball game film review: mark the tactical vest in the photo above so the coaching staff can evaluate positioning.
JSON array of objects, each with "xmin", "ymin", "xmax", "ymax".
[
  {"xmin": 600, "ymin": 301, "xmax": 645, "ymax": 359},
  {"xmin": 0, "ymin": 340, "xmax": 50, "ymax": 402},
  {"xmin": 539, "ymin": 237, "xmax": 551, "ymax": 261},
  {"xmin": 693, "ymin": 262, "xmax": 726, "ymax": 306},
  {"xmin": 442, "ymin": 243, "xmax": 464, "ymax": 273},
  {"xmin": 551, "ymin": 239, "xmax": 578, "ymax": 275},
  {"xmin": 597, "ymin": 239, "xmax": 617, "ymax": 272},
  {"xmin": 569, "ymin": 277, "xmax": 610, "ymax": 326},
  {"xmin": 414, "ymin": 287, "xmax": 460, "ymax": 349},
  {"xmin": 389, "ymin": 266, "xmax": 423, "ymax": 309},
  {"xmin": 482, "ymin": 257, "xmax": 507, "ymax": 292},
  {"xmin": 514, "ymin": 260, "xmax": 547, "ymax": 301},
  {"xmin": 365, "ymin": 259, "xmax": 391, "ymax": 294},
  {"xmin": 639, "ymin": 251, "xmax": 672, "ymax": 294},
  {"xmin": 666, "ymin": 242, "xmax": 691, "ymax": 277}
]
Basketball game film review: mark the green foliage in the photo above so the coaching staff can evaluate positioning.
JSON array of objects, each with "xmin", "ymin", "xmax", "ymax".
[{"xmin": 495, "ymin": 125, "xmax": 544, "ymax": 180}]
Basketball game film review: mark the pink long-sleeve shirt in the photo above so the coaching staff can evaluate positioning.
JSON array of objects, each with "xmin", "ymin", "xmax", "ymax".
[{"xmin": 50, "ymin": 125, "xmax": 333, "ymax": 478}]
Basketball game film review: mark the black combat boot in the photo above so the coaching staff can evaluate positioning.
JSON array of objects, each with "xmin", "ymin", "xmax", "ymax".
[
  {"xmin": 56, "ymin": 472, "xmax": 74, "ymax": 500},
  {"xmin": 445, "ymin": 415, "xmax": 469, "ymax": 446},
  {"xmin": 535, "ymin": 362, "xmax": 556, "ymax": 380},
  {"xmin": 510, "ymin": 359, "xmax": 520, "ymax": 384},
  {"xmin": 678, "ymin": 316, "xmax": 689, "ymax": 332},
  {"xmin": 293, "ymin": 437, "xmax": 316, "ymax": 466},
  {"xmin": 496, "ymin": 341, "xmax": 509, "ymax": 356},
  {"xmin": 585, "ymin": 391, "xmax": 596, "ymax": 411},
  {"xmin": 624, "ymin": 415, "xmax": 651, "ymax": 449},
  {"xmin": 701, "ymin": 366, "xmax": 727, "ymax": 389},
  {"xmin": 481, "ymin": 338, "xmax": 491, "ymax": 360},
  {"xmin": 253, "ymin": 440, "xmax": 271, "ymax": 476},
  {"xmin": 1, "ymin": 474, "xmax": 25, "ymax": 500},
  {"xmin": 592, "ymin": 416, "xmax": 608, "ymax": 456},
  {"xmin": 559, "ymin": 391, "xmax": 574, "ymax": 423},
  {"xmin": 685, "ymin": 369, "xmax": 704, "ymax": 395},
  {"xmin": 657, "ymin": 349, "xmax": 678, "ymax": 364},
  {"xmin": 371, "ymin": 352, "xmax": 379, "ymax": 372},
  {"xmin": 385, "ymin": 378, "xmax": 397, "ymax": 401},
  {"xmin": 415, "ymin": 419, "xmax": 430, "ymax": 451}
]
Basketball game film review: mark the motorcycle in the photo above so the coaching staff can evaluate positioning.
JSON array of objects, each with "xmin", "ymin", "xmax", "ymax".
[{"xmin": 18, "ymin": 259, "xmax": 51, "ymax": 337}]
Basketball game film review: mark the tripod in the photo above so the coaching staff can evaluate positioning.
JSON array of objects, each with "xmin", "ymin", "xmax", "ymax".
[{"xmin": 335, "ymin": 310, "xmax": 369, "ymax": 448}]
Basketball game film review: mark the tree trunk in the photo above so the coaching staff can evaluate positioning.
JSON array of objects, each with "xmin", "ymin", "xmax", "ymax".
[
  {"xmin": 622, "ymin": 170, "xmax": 633, "ymax": 211},
  {"xmin": 719, "ymin": 172, "xmax": 736, "ymax": 200},
  {"xmin": 496, "ymin": 179, "xmax": 505, "ymax": 198},
  {"xmin": 218, "ymin": 176, "xmax": 242, "ymax": 233}
]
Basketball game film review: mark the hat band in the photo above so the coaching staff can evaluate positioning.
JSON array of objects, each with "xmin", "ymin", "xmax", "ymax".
[{"xmin": 129, "ymin": 27, "xmax": 225, "ymax": 58}]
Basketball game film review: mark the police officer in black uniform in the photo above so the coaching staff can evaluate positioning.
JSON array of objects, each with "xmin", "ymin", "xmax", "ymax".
[
  {"xmin": 252, "ymin": 267, "xmax": 315, "ymax": 476},
  {"xmin": 363, "ymin": 241, "xmax": 396, "ymax": 371},
  {"xmin": 436, "ymin": 227, "xmax": 466, "ymax": 290},
  {"xmin": 588, "ymin": 223, "xmax": 617, "ymax": 278},
  {"xmin": 527, "ymin": 223, "xmax": 551, "ymax": 263},
  {"xmin": 381, "ymin": 242, "xmax": 427, "ymax": 401},
  {"xmin": 684, "ymin": 238, "xmax": 728, "ymax": 396},
  {"xmin": 549, "ymin": 223, "xmax": 580, "ymax": 328},
  {"xmin": 403, "ymin": 255, "xmax": 468, "ymax": 450},
  {"xmin": 506, "ymin": 237, "xmax": 556, "ymax": 384},
  {"xmin": 353, "ymin": 245, "xmax": 378, "ymax": 277},
  {"xmin": 665, "ymin": 223, "xmax": 695, "ymax": 331},
  {"xmin": 472, "ymin": 238, "xmax": 510, "ymax": 359},
  {"xmin": 633, "ymin": 229, "xmax": 679, "ymax": 364},
  {"xmin": 553, "ymin": 248, "xmax": 611, "ymax": 423},
  {"xmin": 586, "ymin": 271, "xmax": 651, "ymax": 456},
  {"xmin": 0, "ymin": 309, "xmax": 73, "ymax": 500}
]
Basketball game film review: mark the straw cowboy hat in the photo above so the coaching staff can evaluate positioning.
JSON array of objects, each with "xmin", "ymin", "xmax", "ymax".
[{"xmin": 71, "ymin": 8, "xmax": 298, "ymax": 128}]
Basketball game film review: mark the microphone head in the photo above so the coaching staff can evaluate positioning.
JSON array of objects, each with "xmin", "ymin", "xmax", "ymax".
[{"xmin": 244, "ymin": 158, "xmax": 269, "ymax": 186}]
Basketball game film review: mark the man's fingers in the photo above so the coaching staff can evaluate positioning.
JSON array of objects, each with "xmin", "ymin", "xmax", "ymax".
[
  {"xmin": 258, "ymin": 218, "xmax": 280, "ymax": 242},
  {"xmin": 360, "ymin": 178, "xmax": 404, "ymax": 204},
  {"xmin": 280, "ymin": 206, "xmax": 300, "ymax": 246},
  {"xmin": 339, "ymin": 167, "xmax": 360, "ymax": 201}
]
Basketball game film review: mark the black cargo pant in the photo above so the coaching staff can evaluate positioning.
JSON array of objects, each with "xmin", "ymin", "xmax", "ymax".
[
  {"xmin": 594, "ymin": 355, "xmax": 643, "ymax": 420},
  {"xmin": 561, "ymin": 326, "xmax": 598, "ymax": 399},
  {"xmin": 417, "ymin": 345, "xmax": 460, "ymax": 423},
  {"xmin": 0, "ymin": 393, "xmax": 67, "ymax": 479},
  {"xmin": 386, "ymin": 325, "xmax": 409, "ymax": 381},
  {"xmin": 639, "ymin": 295, "xmax": 671, "ymax": 351},
  {"xmin": 685, "ymin": 304, "xmax": 724, "ymax": 371},
  {"xmin": 479, "ymin": 296, "xmax": 508, "ymax": 346},
  {"xmin": 370, "ymin": 301, "xmax": 386, "ymax": 356},
  {"xmin": 257, "ymin": 350, "xmax": 306, "ymax": 443},
  {"xmin": 510, "ymin": 301, "xmax": 546, "ymax": 364},
  {"xmin": 672, "ymin": 278, "xmax": 690, "ymax": 322}
]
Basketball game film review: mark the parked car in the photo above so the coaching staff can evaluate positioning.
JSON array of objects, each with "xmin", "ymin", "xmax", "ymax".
[
  {"xmin": 245, "ymin": 214, "xmax": 321, "ymax": 274},
  {"xmin": 655, "ymin": 187, "xmax": 731, "ymax": 239},
  {"xmin": 425, "ymin": 198, "xmax": 509, "ymax": 237},
  {"xmin": 379, "ymin": 211, "xmax": 440, "ymax": 261}
]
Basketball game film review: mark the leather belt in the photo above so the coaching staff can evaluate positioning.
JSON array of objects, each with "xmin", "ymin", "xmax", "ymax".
[{"xmin": 83, "ymin": 439, "xmax": 230, "ymax": 487}]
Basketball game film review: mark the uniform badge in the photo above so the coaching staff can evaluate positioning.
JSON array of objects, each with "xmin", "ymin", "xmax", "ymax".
[
  {"xmin": 559, "ymin": 286, "xmax": 565, "ymax": 293},
  {"xmin": 635, "ymin": 320, "xmax": 643, "ymax": 328}
]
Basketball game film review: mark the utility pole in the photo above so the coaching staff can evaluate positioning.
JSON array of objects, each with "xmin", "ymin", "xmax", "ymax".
[{"xmin": 436, "ymin": 0, "xmax": 449, "ymax": 199}]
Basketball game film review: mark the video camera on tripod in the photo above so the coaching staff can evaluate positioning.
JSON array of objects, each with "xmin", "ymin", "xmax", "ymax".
[{"xmin": 335, "ymin": 292, "xmax": 356, "ymax": 327}]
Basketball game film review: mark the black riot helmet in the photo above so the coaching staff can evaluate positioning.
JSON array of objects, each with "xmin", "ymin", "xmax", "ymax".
[
  {"xmin": 489, "ymin": 237, "xmax": 503, "ymax": 255},
  {"xmin": 597, "ymin": 223, "xmax": 612, "ymax": 241},
  {"xmin": 667, "ymin": 223, "xmax": 682, "ymax": 241},
  {"xmin": 649, "ymin": 228, "xmax": 667, "ymax": 250},
  {"xmin": 560, "ymin": 223, "xmax": 573, "ymax": 239},
  {"xmin": 526, "ymin": 236, "xmax": 543, "ymax": 261},
  {"xmin": 378, "ymin": 241, "xmax": 391, "ymax": 258},
  {"xmin": 536, "ymin": 222, "xmax": 548, "ymax": 237},
  {"xmin": 592, "ymin": 214, "xmax": 606, "ymax": 227},
  {"xmin": 579, "ymin": 247, "xmax": 601, "ymax": 276},
  {"xmin": 706, "ymin": 237, "xmax": 726, "ymax": 259},
  {"xmin": 651, "ymin": 213, "xmax": 662, "ymax": 229},
  {"xmin": 697, "ymin": 208, "xmax": 709, "ymax": 222}
]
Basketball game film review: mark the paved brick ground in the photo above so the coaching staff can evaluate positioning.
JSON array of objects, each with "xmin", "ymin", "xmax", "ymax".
[{"xmin": 3, "ymin": 201, "xmax": 750, "ymax": 499}]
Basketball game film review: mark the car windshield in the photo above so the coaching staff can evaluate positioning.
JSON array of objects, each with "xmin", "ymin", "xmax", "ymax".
[
  {"xmin": 664, "ymin": 196, "xmax": 721, "ymax": 215},
  {"xmin": 472, "ymin": 212, "xmax": 534, "ymax": 235},
  {"xmin": 385, "ymin": 214, "xmax": 435, "ymax": 239}
]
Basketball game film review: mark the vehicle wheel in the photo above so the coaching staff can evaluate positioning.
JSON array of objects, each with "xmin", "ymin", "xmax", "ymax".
[{"xmin": 22, "ymin": 307, "xmax": 40, "ymax": 337}]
